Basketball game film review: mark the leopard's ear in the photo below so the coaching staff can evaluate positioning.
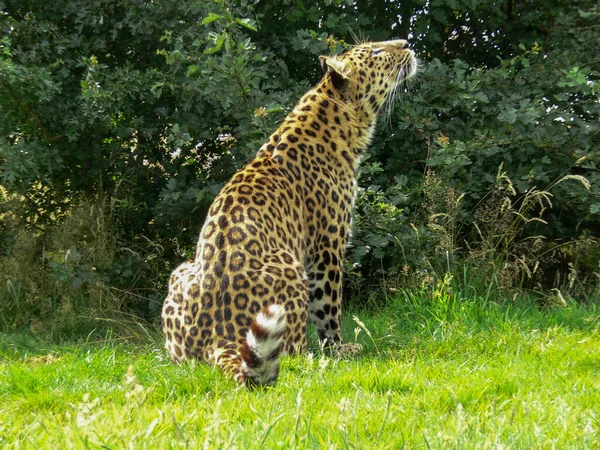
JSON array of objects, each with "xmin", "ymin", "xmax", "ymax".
[
  {"xmin": 319, "ymin": 55, "xmax": 329, "ymax": 74},
  {"xmin": 319, "ymin": 56, "xmax": 349, "ymax": 91}
]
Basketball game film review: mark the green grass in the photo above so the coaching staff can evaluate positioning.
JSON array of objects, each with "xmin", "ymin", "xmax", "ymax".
[{"xmin": 1, "ymin": 291, "xmax": 599, "ymax": 449}]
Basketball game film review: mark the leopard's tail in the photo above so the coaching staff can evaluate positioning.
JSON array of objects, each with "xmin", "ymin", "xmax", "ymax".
[{"xmin": 240, "ymin": 304, "xmax": 287, "ymax": 386}]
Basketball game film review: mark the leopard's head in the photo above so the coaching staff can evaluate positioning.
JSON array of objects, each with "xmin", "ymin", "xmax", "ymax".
[{"xmin": 319, "ymin": 39, "xmax": 417, "ymax": 115}]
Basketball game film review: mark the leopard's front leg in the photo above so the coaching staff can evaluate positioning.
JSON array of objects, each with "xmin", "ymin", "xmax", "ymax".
[{"xmin": 307, "ymin": 246, "xmax": 361, "ymax": 356}]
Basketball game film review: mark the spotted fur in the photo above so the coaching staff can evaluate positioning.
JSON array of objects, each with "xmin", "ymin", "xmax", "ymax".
[{"xmin": 161, "ymin": 39, "xmax": 417, "ymax": 386}]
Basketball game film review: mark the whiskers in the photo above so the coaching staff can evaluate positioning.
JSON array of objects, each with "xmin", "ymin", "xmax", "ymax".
[
  {"xmin": 349, "ymin": 30, "xmax": 370, "ymax": 46},
  {"xmin": 378, "ymin": 60, "xmax": 419, "ymax": 130},
  {"xmin": 383, "ymin": 65, "xmax": 405, "ymax": 129}
]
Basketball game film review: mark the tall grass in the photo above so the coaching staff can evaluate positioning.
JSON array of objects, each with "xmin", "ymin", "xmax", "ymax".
[
  {"xmin": 0, "ymin": 192, "xmax": 165, "ymax": 338},
  {"xmin": 401, "ymin": 166, "xmax": 600, "ymax": 303}
]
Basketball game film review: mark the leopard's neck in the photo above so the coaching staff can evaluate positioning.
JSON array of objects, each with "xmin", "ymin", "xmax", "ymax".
[{"xmin": 258, "ymin": 77, "xmax": 379, "ymax": 173}]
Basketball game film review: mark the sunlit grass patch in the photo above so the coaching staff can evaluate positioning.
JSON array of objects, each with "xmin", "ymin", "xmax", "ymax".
[{"xmin": 0, "ymin": 293, "xmax": 598, "ymax": 448}]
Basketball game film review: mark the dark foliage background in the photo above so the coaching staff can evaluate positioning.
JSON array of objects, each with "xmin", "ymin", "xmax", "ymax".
[{"xmin": 1, "ymin": 0, "xmax": 598, "ymax": 332}]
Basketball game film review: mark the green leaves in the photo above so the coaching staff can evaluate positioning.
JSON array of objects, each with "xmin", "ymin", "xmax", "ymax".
[
  {"xmin": 187, "ymin": 64, "xmax": 200, "ymax": 77},
  {"xmin": 235, "ymin": 18, "xmax": 257, "ymax": 32},
  {"xmin": 1, "ymin": 0, "xmax": 598, "ymax": 312},
  {"xmin": 202, "ymin": 12, "xmax": 223, "ymax": 25},
  {"xmin": 201, "ymin": 13, "xmax": 256, "ymax": 32},
  {"xmin": 559, "ymin": 67, "xmax": 589, "ymax": 88},
  {"xmin": 204, "ymin": 32, "xmax": 226, "ymax": 54}
]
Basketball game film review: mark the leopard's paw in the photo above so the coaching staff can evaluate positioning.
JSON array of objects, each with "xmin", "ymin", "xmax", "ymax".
[{"xmin": 336, "ymin": 342, "xmax": 363, "ymax": 358}]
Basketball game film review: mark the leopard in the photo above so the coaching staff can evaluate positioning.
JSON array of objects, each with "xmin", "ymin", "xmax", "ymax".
[{"xmin": 161, "ymin": 39, "xmax": 417, "ymax": 386}]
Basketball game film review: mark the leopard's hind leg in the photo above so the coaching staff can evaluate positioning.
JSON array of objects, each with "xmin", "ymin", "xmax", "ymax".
[{"xmin": 161, "ymin": 261, "xmax": 197, "ymax": 363}]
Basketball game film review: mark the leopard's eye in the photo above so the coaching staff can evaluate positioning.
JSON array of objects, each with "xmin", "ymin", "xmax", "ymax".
[{"xmin": 371, "ymin": 49, "xmax": 384, "ymax": 56}]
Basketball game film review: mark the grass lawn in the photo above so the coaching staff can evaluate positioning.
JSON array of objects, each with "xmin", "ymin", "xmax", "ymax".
[{"xmin": 1, "ymin": 291, "xmax": 598, "ymax": 449}]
